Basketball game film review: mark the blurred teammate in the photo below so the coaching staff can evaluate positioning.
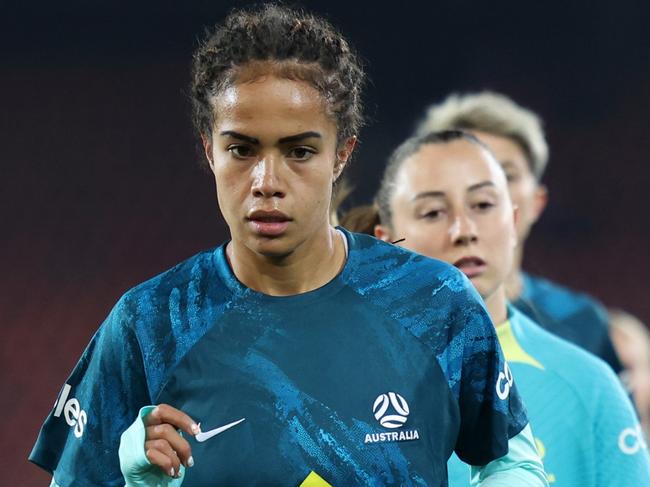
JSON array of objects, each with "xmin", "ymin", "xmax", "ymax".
[
  {"xmin": 343, "ymin": 129, "xmax": 649, "ymax": 485},
  {"xmin": 29, "ymin": 6, "xmax": 545, "ymax": 486},
  {"xmin": 610, "ymin": 309, "xmax": 650, "ymax": 435},
  {"xmin": 415, "ymin": 92, "xmax": 623, "ymax": 373}
]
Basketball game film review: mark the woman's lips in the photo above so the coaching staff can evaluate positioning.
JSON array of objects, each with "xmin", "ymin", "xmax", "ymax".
[
  {"xmin": 248, "ymin": 220, "xmax": 290, "ymax": 236},
  {"xmin": 247, "ymin": 210, "xmax": 291, "ymax": 237},
  {"xmin": 453, "ymin": 256, "xmax": 487, "ymax": 278}
]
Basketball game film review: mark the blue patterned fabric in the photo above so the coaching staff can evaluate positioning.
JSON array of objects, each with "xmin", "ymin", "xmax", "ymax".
[{"xmin": 30, "ymin": 229, "xmax": 527, "ymax": 486}]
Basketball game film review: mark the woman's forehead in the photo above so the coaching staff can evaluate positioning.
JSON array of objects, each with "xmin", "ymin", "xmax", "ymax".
[
  {"xmin": 399, "ymin": 142, "xmax": 504, "ymax": 192},
  {"xmin": 213, "ymin": 76, "xmax": 335, "ymax": 137},
  {"xmin": 216, "ymin": 76, "xmax": 323, "ymax": 115}
]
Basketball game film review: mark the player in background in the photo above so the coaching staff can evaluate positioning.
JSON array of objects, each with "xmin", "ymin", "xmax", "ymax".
[
  {"xmin": 610, "ymin": 309, "xmax": 650, "ymax": 436},
  {"xmin": 341, "ymin": 129, "xmax": 650, "ymax": 485},
  {"xmin": 29, "ymin": 5, "xmax": 546, "ymax": 486},
  {"xmin": 414, "ymin": 92, "xmax": 624, "ymax": 374}
]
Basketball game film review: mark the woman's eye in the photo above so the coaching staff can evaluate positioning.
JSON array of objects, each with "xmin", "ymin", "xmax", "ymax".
[
  {"xmin": 287, "ymin": 147, "xmax": 315, "ymax": 161},
  {"xmin": 421, "ymin": 209, "xmax": 443, "ymax": 220},
  {"xmin": 473, "ymin": 201, "xmax": 495, "ymax": 211},
  {"xmin": 505, "ymin": 173, "xmax": 520, "ymax": 183},
  {"xmin": 228, "ymin": 145, "xmax": 255, "ymax": 159}
]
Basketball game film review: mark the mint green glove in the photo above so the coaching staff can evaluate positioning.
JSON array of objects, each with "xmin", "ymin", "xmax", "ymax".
[{"xmin": 119, "ymin": 406, "xmax": 186, "ymax": 487}]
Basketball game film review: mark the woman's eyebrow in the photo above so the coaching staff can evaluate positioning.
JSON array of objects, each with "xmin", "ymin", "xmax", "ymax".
[
  {"xmin": 278, "ymin": 131, "xmax": 322, "ymax": 144},
  {"xmin": 412, "ymin": 190, "xmax": 445, "ymax": 201},
  {"xmin": 468, "ymin": 181, "xmax": 495, "ymax": 192},
  {"xmin": 218, "ymin": 131, "xmax": 322, "ymax": 145},
  {"xmin": 411, "ymin": 181, "xmax": 495, "ymax": 201},
  {"xmin": 219, "ymin": 131, "xmax": 259, "ymax": 145}
]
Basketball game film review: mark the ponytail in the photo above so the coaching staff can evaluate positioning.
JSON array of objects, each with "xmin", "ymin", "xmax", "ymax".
[{"xmin": 340, "ymin": 204, "xmax": 380, "ymax": 235}]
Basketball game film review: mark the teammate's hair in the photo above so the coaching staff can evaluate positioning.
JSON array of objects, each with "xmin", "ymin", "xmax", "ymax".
[
  {"xmin": 340, "ymin": 130, "xmax": 490, "ymax": 234},
  {"xmin": 415, "ymin": 92, "xmax": 548, "ymax": 180},
  {"xmin": 190, "ymin": 3, "xmax": 365, "ymax": 169},
  {"xmin": 339, "ymin": 203, "xmax": 380, "ymax": 235}
]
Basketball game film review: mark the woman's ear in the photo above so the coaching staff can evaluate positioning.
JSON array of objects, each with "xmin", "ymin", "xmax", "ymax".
[
  {"xmin": 201, "ymin": 133, "xmax": 214, "ymax": 170},
  {"xmin": 532, "ymin": 184, "xmax": 548, "ymax": 223},
  {"xmin": 512, "ymin": 205, "xmax": 520, "ymax": 248},
  {"xmin": 333, "ymin": 136, "xmax": 357, "ymax": 181},
  {"xmin": 374, "ymin": 224, "xmax": 392, "ymax": 242}
]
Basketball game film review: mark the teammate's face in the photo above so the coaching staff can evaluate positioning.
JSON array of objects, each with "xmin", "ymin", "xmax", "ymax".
[
  {"xmin": 377, "ymin": 140, "xmax": 517, "ymax": 300},
  {"xmin": 472, "ymin": 131, "xmax": 547, "ymax": 244},
  {"xmin": 203, "ymin": 75, "xmax": 354, "ymax": 259}
]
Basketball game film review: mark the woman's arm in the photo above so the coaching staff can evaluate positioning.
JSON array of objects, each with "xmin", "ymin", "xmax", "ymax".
[{"xmin": 470, "ymin": 424, "xmax": 548, "ymax": 487}]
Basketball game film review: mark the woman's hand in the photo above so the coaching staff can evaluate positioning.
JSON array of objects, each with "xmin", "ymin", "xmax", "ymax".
[{"xmin": 143, "ymin": 404, "xmax": 201, "ymax": 478}]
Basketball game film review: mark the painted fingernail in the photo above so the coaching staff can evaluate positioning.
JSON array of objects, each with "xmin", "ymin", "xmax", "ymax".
[
  {"xmin": 191, "ymin": 423, "xmax": 201, "ymax": 435},
  {"xmin": 187, "ymin": 456, "xmax": 195, "ymax": 468},
  {"xmin": 169, "ymin": 467, "xmax": 175, "ymax": 477}
]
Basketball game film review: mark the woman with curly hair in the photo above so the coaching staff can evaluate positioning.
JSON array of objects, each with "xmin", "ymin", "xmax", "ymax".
[{"xmin": 30, "ymin": 5, "xmax": 545, "ymax": 486}]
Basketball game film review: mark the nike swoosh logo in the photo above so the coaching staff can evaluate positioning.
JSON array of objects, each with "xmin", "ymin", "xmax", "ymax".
[{"xmin": 195, "ymin": 418, "xmax": 246, "ymax": 442}]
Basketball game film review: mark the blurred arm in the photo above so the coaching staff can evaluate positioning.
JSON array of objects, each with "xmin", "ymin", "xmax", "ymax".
[{"xmin": 470, "ymin": 424, "xmax": 548, "ymax": 486}]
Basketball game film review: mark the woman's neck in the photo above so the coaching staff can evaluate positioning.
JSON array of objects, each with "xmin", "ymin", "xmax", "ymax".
[
  {"xmin": 226, "ymin": 226, "xmax": 347, "ymax": 296},
  {"xmin": 505, "ymin": 244, "xmax": 525, "ymax": 301},
  {"xmin": 485, "ymin": 284, "xmax": 509, "ymax": 327}
]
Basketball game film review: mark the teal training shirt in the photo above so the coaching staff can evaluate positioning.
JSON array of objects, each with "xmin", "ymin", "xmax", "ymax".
[
  {"xmin": 30, "ymin": 229, "xmax": 527, "ymax": 486},
  {"xmin": 513, "ymin": 272, "xmax": 622, "ymax": 374},
  {"xmin": 448, "ymin": 306, "xmax": 650, "ymax": 486}
]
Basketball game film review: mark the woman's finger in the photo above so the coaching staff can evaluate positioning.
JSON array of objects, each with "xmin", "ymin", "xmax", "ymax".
[
  {"xmin": 144, "ymin": 444, "xmax": 180, "ymax": 478},
  {"xmin": 145, "ymin": 423, "xmax": 193, "ymax": 467}
]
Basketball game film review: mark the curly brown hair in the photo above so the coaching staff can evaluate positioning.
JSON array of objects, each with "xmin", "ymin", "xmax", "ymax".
[{"xmin": 190, "ymin": 3, "xmax": 365, "ymax": 167}]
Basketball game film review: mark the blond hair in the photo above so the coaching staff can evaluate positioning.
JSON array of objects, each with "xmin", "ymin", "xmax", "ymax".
[{"xmin": 416, "ymin": 92, "xmax": 548, "ymax": 179}]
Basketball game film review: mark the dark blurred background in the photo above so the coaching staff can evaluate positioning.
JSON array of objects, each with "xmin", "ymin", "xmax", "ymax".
[{"xmin": 2, "ymin": 0, "xmax": 649, "ymax": 483}]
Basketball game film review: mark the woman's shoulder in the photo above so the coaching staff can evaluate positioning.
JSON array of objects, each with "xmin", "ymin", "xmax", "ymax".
[
  {"xmin": 122, "ymin": 245, "xmax": 224, "ymax": 302},
  {"xmin": 511, "ymin": 308, "xmax": 619, "ymax": 396},
  {"xmin": 345, "ymin": 229, "xmax": 470, "ymax": 293}
]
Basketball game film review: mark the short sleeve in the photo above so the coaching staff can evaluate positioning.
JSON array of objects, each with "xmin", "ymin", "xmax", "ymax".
[
  {"xmin": 29, "ymin": 296, "xmax": 150, "ymax": 487},
  {"xmin": 452, "ymin": 286, "xmax": 528, "ymax": 466}
]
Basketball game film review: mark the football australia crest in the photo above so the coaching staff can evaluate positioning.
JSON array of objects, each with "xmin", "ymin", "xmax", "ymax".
[{"xmin": 364, "ymin": 392, "xmax": 420, "ymax": 444}]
